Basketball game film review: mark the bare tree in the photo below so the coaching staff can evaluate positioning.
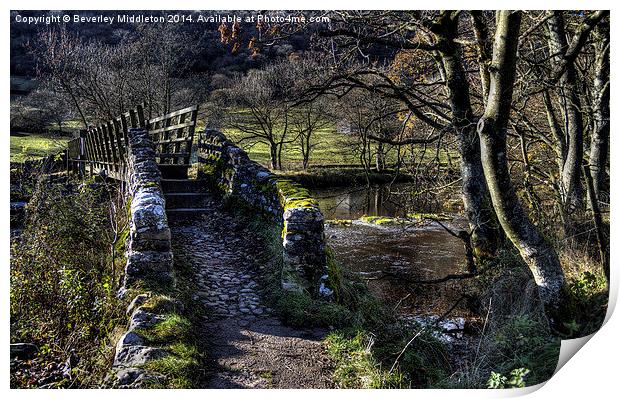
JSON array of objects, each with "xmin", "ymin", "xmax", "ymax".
[
  {"xmin": 477, "ymin": 10, "xmax": 565, "ymax": 320},
  {"xmin": 588, "ymin": 20, "xmax": 610, "ymax": 207},
  {"xmin": 30, "ymin": 26, "xmax": 88, "ymax": 128},
  {"xmin": 224, "ymin": 62, "xmax": 295, "ymax": 170},
  {"xmin": 544, "ymin": 11, "xmax": 608, "ymax": 219}
]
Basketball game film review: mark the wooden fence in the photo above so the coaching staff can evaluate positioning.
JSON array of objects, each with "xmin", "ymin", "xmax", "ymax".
[
  {"xmin": 66, "ymin": 104, "xmax": 198, "ymax": 180},
  {"xmin": 147, "ymin": 105, "xmax": 198, "ymax": 165}
]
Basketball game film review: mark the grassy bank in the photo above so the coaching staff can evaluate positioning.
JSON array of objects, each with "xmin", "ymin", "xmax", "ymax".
[{"xmin": 10, "ymin": 132, "xmax": 69, "ymax": 163}]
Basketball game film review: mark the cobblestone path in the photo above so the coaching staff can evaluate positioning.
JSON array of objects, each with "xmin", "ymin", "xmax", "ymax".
[{"xmin": 170, "ymin": 194, "xmax": 334, "ymax": 388}]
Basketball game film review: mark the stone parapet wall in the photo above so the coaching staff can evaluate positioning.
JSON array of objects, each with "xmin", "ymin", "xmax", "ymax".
[
  {"xmin": 197, "ymin": 129, "xmax": 327, "ymax": 294},
  {"xmin": 124, "ymin": 128, "xmax": 173, "ymax": 287},
  {"xmin": 110, "ymin": 128, "xmax": 175, "ymax": 387}
]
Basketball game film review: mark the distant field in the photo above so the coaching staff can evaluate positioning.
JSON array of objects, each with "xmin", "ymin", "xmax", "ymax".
[
  {"xmin": 223, "ymin": 126, "xmax": 458, "ymax": 170},
  {"xmin": 10, "ymin": 133, "xmax": 69, "ymax": 163},
  {"xmin": 224, "ymin": 126, "xmax": 359, "ymax": 168},
  {"xmin": 216, "ymin": 108, "xmax": 458, "ymax": 170}
]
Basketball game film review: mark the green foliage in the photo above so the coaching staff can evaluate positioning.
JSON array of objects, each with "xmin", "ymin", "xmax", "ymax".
[
  {"xmin": 560, "ymin": 270, "xmax": 608, "ymax": 337},
  {"xmin": 274, "ymin": 291, "xmax": 354, "ymax": 328},
  {"xmin": 325, "ymin": 330, "xmax": 403, "ymax": 388},
  {"xmin": 325, "ymin": 246, "xmax": 343, "ymax": 301},
  {"xmin": 10, "ymin": 178, "xmax": 126, "ymax": 387},
  {"xmin": 487, "ymin": 368, "xmax": 530, "ymax": 389},
  {"xmin": 140, "ymin": 313, "xmax": 203, "ymax": 388},
  {"xmin": 438, "ymin": 245, "xmax": 562, "ymax": 389},
  {"xmin": 482, "ymin": 314, "xmax": 559, "ymax": 387},
  {"xmin": 326, "ymin": 325, "xmax": 449, "ymax": 389},
  {"xmin": 143, "ymin": 343, "xmax": 200, "ymax": 389},
  {"xmin": 138, "ymin": 261, "xmax": 208, "ymax": 388}
]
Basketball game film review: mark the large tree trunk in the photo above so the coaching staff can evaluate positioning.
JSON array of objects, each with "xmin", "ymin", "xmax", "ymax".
[
  {"xmin": 477, "ymin": 11, "xmax": 565, "ymax": 318},
  {"xmin": 434, "ymin": 12, "xmax": 498, "ymax": 257},
  {"xmin": 547, "ymin": 12, "xmax": 585, "ymax": 213},
  {"xmin": 589, "ymin": 22, "xmax": 610, "ymax": 208}
]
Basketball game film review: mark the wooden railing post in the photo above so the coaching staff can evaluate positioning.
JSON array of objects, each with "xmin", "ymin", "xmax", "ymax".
[{"xmin": 79, "ymin": 129, "xmax": 87, "ymax": 177}]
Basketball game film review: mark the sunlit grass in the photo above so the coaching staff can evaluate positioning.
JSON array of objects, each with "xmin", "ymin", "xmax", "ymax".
[
  {"xmin": 10, "ymin": 132, "xmax": 69, "ymax": 163},
  {"xmin": 223, "ymin": 125, "xmax": 359, "ymax": 168},
  {"xmin": 218, "ymin": 109, "xmax": 458, "ymax": 169}
]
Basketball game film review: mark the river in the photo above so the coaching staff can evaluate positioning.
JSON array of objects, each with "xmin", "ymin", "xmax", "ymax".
[{"xmin": 311, "ymin": 184, "xmax": 473, "ymax": 318}]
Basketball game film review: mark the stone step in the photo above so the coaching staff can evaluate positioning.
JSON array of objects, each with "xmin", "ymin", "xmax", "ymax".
[
  {"xmin": 164, "ymin": 192, "xmax": 212, "ymax": 209},
  {"xmin": 160, "ymin": 178, "xmax": 206, "ymax": 193},
  {"xmin": 158, "ymin": 164, "xmax": 189, "ymax": 179},
  {"xmin": 166, "ymin": 208, "xmax": 212, "ymax": 222}
]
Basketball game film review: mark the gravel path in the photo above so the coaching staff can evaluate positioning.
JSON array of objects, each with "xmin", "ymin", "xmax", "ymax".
[{"xmin": 170, "ymin": 194, "xmax": 334, "ymax": 388}]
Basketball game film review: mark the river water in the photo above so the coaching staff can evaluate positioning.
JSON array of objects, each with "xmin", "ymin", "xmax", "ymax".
[{"xmin": 311, "ymin": 184, "xmax": 472, "ymax": 318}]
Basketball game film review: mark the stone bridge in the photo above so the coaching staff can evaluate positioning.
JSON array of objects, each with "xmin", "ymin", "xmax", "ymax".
[{"xmin": 66, "ymin": 106, "xmax": 331, "ymax": 387}]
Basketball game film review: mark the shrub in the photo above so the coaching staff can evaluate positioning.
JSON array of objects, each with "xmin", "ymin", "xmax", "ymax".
[
  {"xmin": 10, "ymin": 177, "xmax": 127, "ymax": 387},
  {"xmin": 559, "ymin": 248, "xmax": 609, "ymax": 337}
]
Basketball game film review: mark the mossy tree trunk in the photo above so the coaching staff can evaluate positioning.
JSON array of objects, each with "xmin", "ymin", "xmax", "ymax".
[
  {"xmin": 433, "ymin": 12, "xmax": 498, "ymax": 257},
  {"xmin": 547, "ymin": 12, "xmax": 585, "ymax": 215},
  {"xmin": 589, "ymin": 21, "xmax": 610, "ymax": 209},
  {"xmin": 477, "ymin": 11, "xmax": 565, "ymax": 319}
]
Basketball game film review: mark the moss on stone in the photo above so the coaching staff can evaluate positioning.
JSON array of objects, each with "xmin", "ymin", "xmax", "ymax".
[
  {"xmin": 142, "ymin": 181, "xmax": 159, "ymax": 188},
  {"xmin": 406, "ymin": 212, "xmax": 451, "ymax": 221},
  {"xmin": 136, "ymin": 313, "xmax": 192, "ymax": 346},
  {"xmin": 140, "ymin": 295, "xmax": 183, "ymax": 314},
  {"xmin": 275, "ymin": 179, "xmax": 318, "ymax": 210},
  {"xmin": 114, "ymin": 226, "xmax": 130, "ymax": 254},
  {"xmin": 326, "ymin": 219, "xmax": 353, "ymax": 226},
  {"xmin": 359, "ymin": 216, "xmax": 401, "ymax": 225}
]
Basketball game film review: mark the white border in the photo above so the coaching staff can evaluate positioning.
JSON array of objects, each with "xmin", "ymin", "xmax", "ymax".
[{"xmin": 3, "ymin": 2, "xmax": 617, "ymax": 398}]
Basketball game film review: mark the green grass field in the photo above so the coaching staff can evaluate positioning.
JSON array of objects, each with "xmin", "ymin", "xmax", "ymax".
[
  {"xmin": 224, "ymin": 126, "xmax": 458, "ymax": 171},
  {"xmin": 10, "ymin": 133, "xmax": 69, "ymax": 163},
  {"xmin": 215, "ymin": 108, "xmax": 458, "ymax": 170},
  {"xmin": 223, "ymin": 126, "xmax": 359, "ymax": 168}
]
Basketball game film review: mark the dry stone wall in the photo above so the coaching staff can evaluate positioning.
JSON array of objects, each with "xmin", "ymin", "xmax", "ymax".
[
  {"xmin": 110, "ymin": 128, "xmax": 176, "ymax": 387},
  {"xmin": 197, "ymin": 129, "xmax": 328, "ymax": 295}
]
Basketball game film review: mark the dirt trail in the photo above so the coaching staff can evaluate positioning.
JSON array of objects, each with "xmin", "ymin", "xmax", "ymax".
[{"xmin": 170, "ymin": 195, "xmax": 334, "ymax": 388}]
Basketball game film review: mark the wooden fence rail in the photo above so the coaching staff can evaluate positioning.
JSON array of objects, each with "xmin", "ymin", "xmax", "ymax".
[
  {"xmin": 66, "ymin": 104, "xmax": 198, "ymax": 181},
  {"xmin": 147, "ymin": 105, "xmax": 198, "ymax": 166}
]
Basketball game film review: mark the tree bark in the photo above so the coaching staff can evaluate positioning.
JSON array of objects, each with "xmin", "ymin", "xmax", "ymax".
[
  {"xmin": 470, "ymin": 11, "xmax": 492, "ymax": 101},
  {"xmin": 477, "ymin": 11, "xmax": 565, "ymax": 316},
  {"xmin": 547, "ymin": 12, "xmax": 585, "ymax": 212},
  {"xmin": 434, "ymin": 12, "xmax": 498, "ymax": 256},
  {"xmin": 269, "ymin": 141, "xmax": 279, "ymax": 170},
  {"xmin": 375, "ymin": 141, "xmax": 385, "ymax": 172},
  {"xmin": 589, "ymin": 22, "xmax": 610, "ymax": 208},
  {"xmin": 583, "ymin": 164, "xmax": 609, "ymax": 283}
]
